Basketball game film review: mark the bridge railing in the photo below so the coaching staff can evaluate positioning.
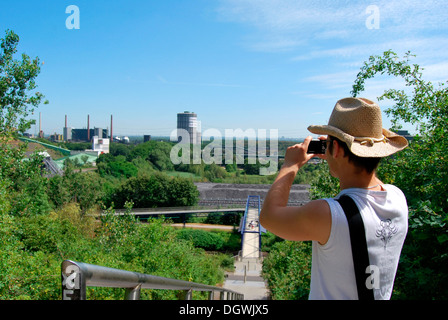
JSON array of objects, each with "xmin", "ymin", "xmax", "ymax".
[{"xmin": 61, "ymin": 260, "xmax": 244, "ymax": 300}]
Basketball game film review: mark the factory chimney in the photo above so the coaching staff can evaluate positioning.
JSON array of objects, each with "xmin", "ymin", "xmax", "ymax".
[
  {"xmin": 39, "ymin": 112, "xmax": 43, "ymax": 138},
  {"xmin": 110, "ymin": 115, "xmax": 113, "ymax": 142}
]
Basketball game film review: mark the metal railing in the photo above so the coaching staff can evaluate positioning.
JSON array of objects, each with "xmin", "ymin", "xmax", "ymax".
[{"xmin": 61, "ymin": 260, "xmax": 244, "ymax": 300}]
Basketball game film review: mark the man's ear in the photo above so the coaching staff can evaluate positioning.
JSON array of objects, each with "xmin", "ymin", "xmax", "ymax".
[{"xmin": 332, "ymin": 139, "xmax": 343, "ymax": 158}]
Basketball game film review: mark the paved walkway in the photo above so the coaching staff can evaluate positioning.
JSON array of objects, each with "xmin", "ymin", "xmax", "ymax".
[{"xmin": 223, "ymin": 258, "xmax": 270, "ymax": 300}]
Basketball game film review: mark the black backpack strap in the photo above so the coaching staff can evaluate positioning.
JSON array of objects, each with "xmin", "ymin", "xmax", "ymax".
[{"xmin": 336, "ymin": 195, "xmax": 375, "ymax": 300}]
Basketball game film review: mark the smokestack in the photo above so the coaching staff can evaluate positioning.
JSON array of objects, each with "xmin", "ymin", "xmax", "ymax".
[
  {"xmin": 110, "ymin": 115, "xmax": 113, "ymax": 142},
  {"xmin": 39, "ymin": 112, "xmax": 43, "ymax": 138},
  {"xmin": 87, "ymin": 114, "xmax": 90, "ymax": 141}
]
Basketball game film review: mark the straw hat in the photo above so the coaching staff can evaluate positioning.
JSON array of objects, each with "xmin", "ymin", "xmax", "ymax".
[{"xmin": 308, "ymin": 97, "xmax": 408, "ymax": 158}]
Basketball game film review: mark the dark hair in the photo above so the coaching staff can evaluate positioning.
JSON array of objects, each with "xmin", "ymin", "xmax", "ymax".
[{"xmin": 327, "ymin": 136, "xmax": 381, "ymax": 174}]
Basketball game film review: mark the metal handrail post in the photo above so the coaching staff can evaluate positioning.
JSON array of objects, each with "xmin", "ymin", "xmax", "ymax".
[
  {"xmin": 61, "ymin": 260, "xmax": 86, "ymax": 300},
  {"xmin": 124, "ymin": 284, "xmax": 142, "ymax": 300},
  {"xmin": 183, "ymin": 289, "xmax": 193, "ymax": 300},
  {"xmin": 244, "ymin": 265, "xmax": 247, "ymax": 283}
]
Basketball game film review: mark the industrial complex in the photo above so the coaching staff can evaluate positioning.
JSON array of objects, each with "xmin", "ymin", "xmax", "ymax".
[{"xmin": 23, "ymin": 111, "xmax": 203, "ymax": 175}]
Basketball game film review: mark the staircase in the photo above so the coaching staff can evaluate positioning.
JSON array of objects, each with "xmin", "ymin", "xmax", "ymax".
[
  {"xmin": 223, "ymin": 258, "xmax": 269, "ymax": 300},
  {"xmin": 223, "ymin": 195, "xmax": 270, "ymax": 300}
]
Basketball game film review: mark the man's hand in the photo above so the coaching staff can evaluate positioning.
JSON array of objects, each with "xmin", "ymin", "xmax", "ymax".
[{"xmin": 283, "ymin": 136, "xmax": 316, "ymax": 170}]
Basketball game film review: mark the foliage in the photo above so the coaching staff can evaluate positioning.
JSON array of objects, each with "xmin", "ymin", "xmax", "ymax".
[
  {"xmin": 205, "ymin": 211, "xmax": 242, "ymax": 226},
  {"xmin": 128, "ymin": 140, "xmax": 175, "ymax": 171},
  {"xmin": 176, "ymin": 229, "xmax": 225, "ymax": 251},
  {"xmin": 97, "ymin": 201, "xmax": 137, "ymax": 248},
  {"xmin": 92, "ymin": 215, "xmax": 226, "ymax": 300},
  {"xmin": 1, "ymin": 202, "xmax": 228, "ymax": 300},
  {"xmin": 262, "ymin": 241, "xmax": 312, "ymax": 300},
  {"xmin": 1, "ymin": 29, "xmax": 47, "ymax": 136},
  {"xmin": 0, "ymin": 29, "xmax": 51, "ymax": 217},
  {"xmin": 110, "ymin": 172, "xmax": 199, "ymax": 209},
  {"xmin": 260, "ymin": 231, "xmax": 283, "ymax": 252},
  {"xmin": 47, "ymin": 166, "xmax": 105, "ymax": 212},
  {"xmin": 308, "ymin": 161, "xmax": 340, "ymax": 200},
  {"xmin": 97, "ymin": 154, "xmax": 138, "ymax": 178}
]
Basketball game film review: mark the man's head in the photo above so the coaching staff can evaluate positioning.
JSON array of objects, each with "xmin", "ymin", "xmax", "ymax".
[
  {"xmin": 308, "ymin": 97, "xmax": 408, "ymax": 158},
  {"xmin": 327, "ymin": 135, "xmax": 381, "ymax": 174}
]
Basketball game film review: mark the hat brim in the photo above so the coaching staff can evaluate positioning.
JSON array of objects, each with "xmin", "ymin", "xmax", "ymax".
[{"xmin": 307, "ymin": 125, "xmax": 408, "ymax": 158}]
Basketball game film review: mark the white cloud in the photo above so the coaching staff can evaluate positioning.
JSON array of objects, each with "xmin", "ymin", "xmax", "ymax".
[
  {"xmin": 217, "ymin": 0, "xmax": 448, "ymax": 52},
  {"xmin": 304, "ymin": 70, "xmax": 358, "ymax": 90},
  {"xmin": 217, "ymin": 0, "xmax": 366, "ymax": 50},
  {"xmin": 292, "ymin": 37, "xmax": 448, "ymax": 63},
  {"xmin": 421, "ymin": 61, "xmax": 448, "ymax": 84}
]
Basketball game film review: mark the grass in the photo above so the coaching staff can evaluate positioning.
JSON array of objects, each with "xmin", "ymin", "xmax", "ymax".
[{"xmin": 165, "ymin": 171, "xmax": 201, "ymax": 179}]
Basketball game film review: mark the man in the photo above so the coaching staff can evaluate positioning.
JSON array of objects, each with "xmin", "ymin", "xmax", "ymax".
[{"xmin": 260, "ymin": 97, "xmax": 409, "ymax": 300}]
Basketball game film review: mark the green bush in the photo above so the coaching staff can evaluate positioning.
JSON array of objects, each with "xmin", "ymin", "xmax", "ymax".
[
  {"xmin": 111, "ymin": 172, "xmax": 199, "ymax": 208},
  {"xmin": 262, "ymin": 241, "xmax": 312, "ymax": 300},
  {"xmin": 260, "ymin": 231, "xmax": 283, "ymax": 252},
  {"xmin": 176, "ymin": 229, "xmax": 225, "ymax": 251},
  {"xmin": 215, "ymin": 230, "xmax": 241, "ymax": 252},
  {"xmin": 205, "ymin": 212, "xmax": 242, "ymax": 226}
]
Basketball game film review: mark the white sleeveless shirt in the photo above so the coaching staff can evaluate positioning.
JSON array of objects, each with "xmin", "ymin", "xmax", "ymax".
[{"xmin": 309, "ymin": 185, "xmax": 408, "ymax": 300}]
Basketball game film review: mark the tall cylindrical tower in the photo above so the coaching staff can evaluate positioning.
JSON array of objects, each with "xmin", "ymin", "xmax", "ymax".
[{"xmin": 177, "ymin": 111, "xmax": 200, "ymax": 145}]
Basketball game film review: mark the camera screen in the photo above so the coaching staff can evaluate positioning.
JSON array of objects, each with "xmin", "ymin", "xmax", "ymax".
[{"xmin": 307, "ymin": 140, "xmax": 326, "ymax": 154}]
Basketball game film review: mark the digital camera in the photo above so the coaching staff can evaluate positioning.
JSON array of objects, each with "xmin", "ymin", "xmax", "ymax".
[{"xmin": 307, "ymin": 140, "xmax": 327, "ymax": 154}]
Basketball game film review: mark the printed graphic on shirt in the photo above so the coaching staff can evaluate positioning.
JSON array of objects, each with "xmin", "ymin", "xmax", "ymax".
[{"xmin": 375, "ymin": 219, "xmax": 398, "ymax": 249}]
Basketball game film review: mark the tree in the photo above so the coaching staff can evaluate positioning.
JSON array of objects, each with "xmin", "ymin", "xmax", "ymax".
[
  {"xmin": 111, "ymin": 172, "xmax": 199, "ymax": 208},
  {"xmin": 97, "ymin": 154, "xmax": 138, "ymax": 179},
  {"xmin": 0, "ymin": 29, "xmax": 49, "ymax": 216},
  {"xmin": 128, "ymin": 141, "xmax": 174, "ymax": 171},
  {"xmin": 352, "ymin": 50, "xmax": 448, "ymax": 213},
  {"xmin": 1, "ymin": 29, "xmax": 47, "ymax": 137},
  {"xmin": 262, "ymin": 241, "xmax": 312, "ymax": 300}
]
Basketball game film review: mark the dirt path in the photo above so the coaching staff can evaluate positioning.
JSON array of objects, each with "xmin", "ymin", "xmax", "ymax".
[{"xmin": 168, "ymin": 223, "xmax": 236, "ymax": 231}]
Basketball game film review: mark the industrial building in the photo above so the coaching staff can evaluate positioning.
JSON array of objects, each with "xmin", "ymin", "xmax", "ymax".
[
  {"xmin": 69, "ymin": 128, "xmax": 109, "ymax": 142},
  {"xmin": 63, "ymin": 114, "xmax": 111, "ymax": 142},
  {"xmin": 177, "ymin": 111, "xmax": 201, "ymax": 145},
  {"xmin": 144, "ymin": 135, "xmax": 151, "ymax": 142}
]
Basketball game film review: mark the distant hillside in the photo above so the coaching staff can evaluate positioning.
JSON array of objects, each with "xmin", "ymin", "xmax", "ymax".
[{"xmin": 9, "ymin": 139, "xmax": 66, "ymax": 160}]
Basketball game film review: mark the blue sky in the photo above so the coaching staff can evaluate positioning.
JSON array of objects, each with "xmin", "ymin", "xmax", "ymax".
[{"xmin": 1, "ymin": 0, "xmax": 447, "ymax": 138}]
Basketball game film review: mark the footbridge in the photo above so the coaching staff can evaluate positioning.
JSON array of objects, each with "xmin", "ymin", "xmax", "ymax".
[{"xmin": 239, "ymin": 195, "xmax": 266, "ymax": 259}]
